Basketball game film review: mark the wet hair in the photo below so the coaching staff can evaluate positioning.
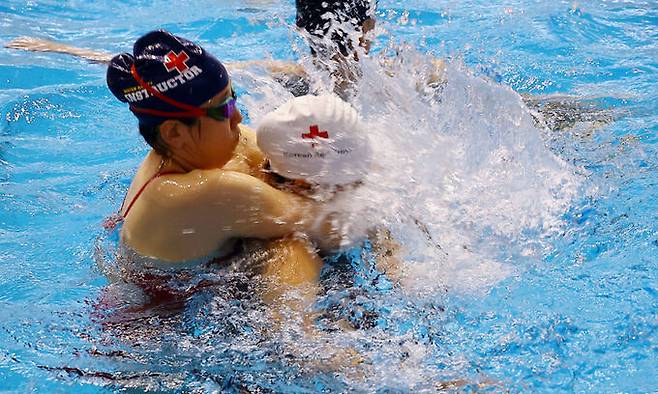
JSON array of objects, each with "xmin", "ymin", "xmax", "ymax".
[{"xmin": 295, "ymin": 0, "xmax": 376, "ymax": 56}]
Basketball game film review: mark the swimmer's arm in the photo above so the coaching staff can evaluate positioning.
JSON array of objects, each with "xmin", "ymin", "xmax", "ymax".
[
  {"xmin": 5, "ymin": 37, "xmax": 306, "ymax": 77},
  {"xmin": 228, "ymin": 60, "xmax": 306, "ymax": 77},
  {"xmin": 207, "ymin": 171, "xmax": 321, "ymax": 240},
  {"xmin": 216, "ymin": 172, "xmax": 345, "ymax": 252},
  {"xmin": 4, "ymin": 37, "xmax": 113, "ymax": 63}
]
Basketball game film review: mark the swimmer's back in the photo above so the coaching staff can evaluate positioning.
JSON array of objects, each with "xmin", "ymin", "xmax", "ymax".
[{"xmin": 120, "ymin": 126, "xmax": 309, "ymax": 263}]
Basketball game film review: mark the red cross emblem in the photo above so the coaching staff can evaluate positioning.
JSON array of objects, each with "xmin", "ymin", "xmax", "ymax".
[
  {"xmin": 302, "ymin": 125, "xmax": 329, "ymax": 139},
  {"xmin": 163, "ymin": 50, "xmax": 190, "ymax": 73},
  {"xmin": 302, "ymin": 125, "xmax": 329, "ymax": 148}
]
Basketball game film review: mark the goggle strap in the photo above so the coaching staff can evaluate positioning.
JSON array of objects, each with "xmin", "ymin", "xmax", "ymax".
[{"xmin": 129, "ymin": 64, "xmax": 207, "ymax": 117}]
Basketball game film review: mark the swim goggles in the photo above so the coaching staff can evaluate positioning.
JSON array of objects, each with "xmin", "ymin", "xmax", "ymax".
[
  {"xmin": 205, "ymin": 89, "xmax": 237, "ymax": 121},
  {"xmin": 129, "ymin": 64, "xmax": 237, "ymax": 122}
]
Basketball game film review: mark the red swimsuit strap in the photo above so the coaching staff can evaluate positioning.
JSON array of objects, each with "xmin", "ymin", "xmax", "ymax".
[{"xmin": 120, "ymin": 170, "xmax": 179, "ymax": 219}]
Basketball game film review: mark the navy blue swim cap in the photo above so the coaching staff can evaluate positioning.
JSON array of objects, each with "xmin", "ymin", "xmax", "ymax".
[{"xmin": 107, "ymin": 30, "xmax": 229, "ymax": 127}]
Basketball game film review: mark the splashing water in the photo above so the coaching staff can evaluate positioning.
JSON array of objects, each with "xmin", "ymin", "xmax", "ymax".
[
  {"xmin": 49, "ymin": 9, "xmax": 593, "ymax": 388},
  {"xmin": 85, "ymin": 37, "xmax": 585, "ymax": 389},
  {"xmin": 173, "ymin": 17, "xmax": 588, "ymax": 386},
  {"xmin": 6, "ymin": 2, "xmax": 630, "ymax": 390},
  {"xmin": 235, "ymin": 33, "xmax": 581, "ymax": 297}
]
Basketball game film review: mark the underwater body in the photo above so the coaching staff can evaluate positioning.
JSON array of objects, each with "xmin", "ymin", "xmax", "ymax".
[{"xmin": 0, "ymin": 0, "xmax": 656, "ymax": 392}]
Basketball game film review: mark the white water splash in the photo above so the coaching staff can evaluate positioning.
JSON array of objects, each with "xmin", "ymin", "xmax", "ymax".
[{"xmin": 233, "ymin": 36, "xmax": 580, "ymax": 297}]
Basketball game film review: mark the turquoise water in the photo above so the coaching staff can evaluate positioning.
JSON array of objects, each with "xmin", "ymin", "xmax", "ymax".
[{"xmin": 1, "ymin": 0, "xmax": 656, "ymax": 392}]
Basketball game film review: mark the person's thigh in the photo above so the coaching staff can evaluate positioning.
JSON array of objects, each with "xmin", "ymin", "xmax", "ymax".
[
  {"xmin": 260, "ymin": 237, "xmax": 322, "ymax": 285},
  {"xmin": 257, "ymin": 237, "xmax": 323, "ymax": 305}
]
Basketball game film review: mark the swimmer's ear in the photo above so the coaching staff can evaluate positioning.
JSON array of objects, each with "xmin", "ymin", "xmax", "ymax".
[{"xmin": 158, "ymin": 120, "xmax": 191, "ymax": 150}]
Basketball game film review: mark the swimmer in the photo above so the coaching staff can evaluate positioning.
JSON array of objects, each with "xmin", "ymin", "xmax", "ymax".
[
  {"xmin": 255, "ymin": 94, "xmax": 404, "ymax": 283},
  {"xmin": 255, "ymin": 94, "xmax": 371, "ymax": 197},
  {"xmin": 252, "ymin": 93, "xmax": 405, "ymax": 371},
  {"xmin": 99, "ymin": 31, "xmax": 364, "ymax": 339},
  {"xmin": 249, "ymin": 94, "xmax": 372, "ymax": 311},
  {"xmin": 105, "ymin": 30, "xmax": 334, "ymax": 257},
  {"xmin": 296, "ymin": 0, "xmax": 376, "ymax": 60}
]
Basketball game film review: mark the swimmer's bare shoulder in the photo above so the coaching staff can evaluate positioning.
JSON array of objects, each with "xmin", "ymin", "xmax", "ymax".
[{"xmin": 122, "ymin": 167, "xmax": 314, "ymax": 262}]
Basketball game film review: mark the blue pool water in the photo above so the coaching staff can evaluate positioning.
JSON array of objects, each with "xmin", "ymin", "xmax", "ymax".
[{"xmin": 1, "ymin": 0, "xmax": 656, "ymax": 392}]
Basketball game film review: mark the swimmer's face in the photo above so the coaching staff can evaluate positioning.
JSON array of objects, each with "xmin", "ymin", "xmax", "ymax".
[
  {"xmin": 160, "ymin": 82, "xmax": 242, "ymax": 170},
  {"xmin": 195, "ymin": 83, "xmax": 243, "ymax": 169}
]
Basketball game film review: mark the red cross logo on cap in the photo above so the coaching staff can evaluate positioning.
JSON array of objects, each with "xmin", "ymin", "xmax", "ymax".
[
  {"xmin": 302, "ymin": 125, "xmax": 329, "ymax": 149},
  {"xmin": 302, "ymin": 125, "xmax": 329, "ymax": 139},
  {"xmin": 163, "ymin": 50, "xmax": 190, "ymax": 73}
]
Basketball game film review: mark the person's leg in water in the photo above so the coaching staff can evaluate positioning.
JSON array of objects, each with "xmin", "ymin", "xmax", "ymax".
[
  {"xmin": 295, "ymin": 0, "xmax": 377, "ymax": 96},
  {"xmin": 254, "ymin": 236, "xmax": 364, "ymax": 372},
  {"xmin": 258, "ymin": 236, "xmax": 323, "ymax": 326}
]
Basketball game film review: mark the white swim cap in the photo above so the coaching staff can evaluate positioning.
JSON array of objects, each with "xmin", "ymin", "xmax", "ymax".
[{"xmin": 256, "ymin": 94, "xmax": 371, "ymax": 185}]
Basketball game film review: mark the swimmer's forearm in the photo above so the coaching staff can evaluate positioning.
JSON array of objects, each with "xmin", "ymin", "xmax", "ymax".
[
  {"xmin": 213, "ymin": 171, "xmax": 318, "ymax": 239},
  {"xmin": 5, "ymin": 37, "xmax": 305, "ymax": 77},
  {"xmin": 4, "ymin": 37, "xmax": 113, "ymax": 64},
  {"xmin": 227, "ymin": 59, "xmax": 306, "ymax": 76}
]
